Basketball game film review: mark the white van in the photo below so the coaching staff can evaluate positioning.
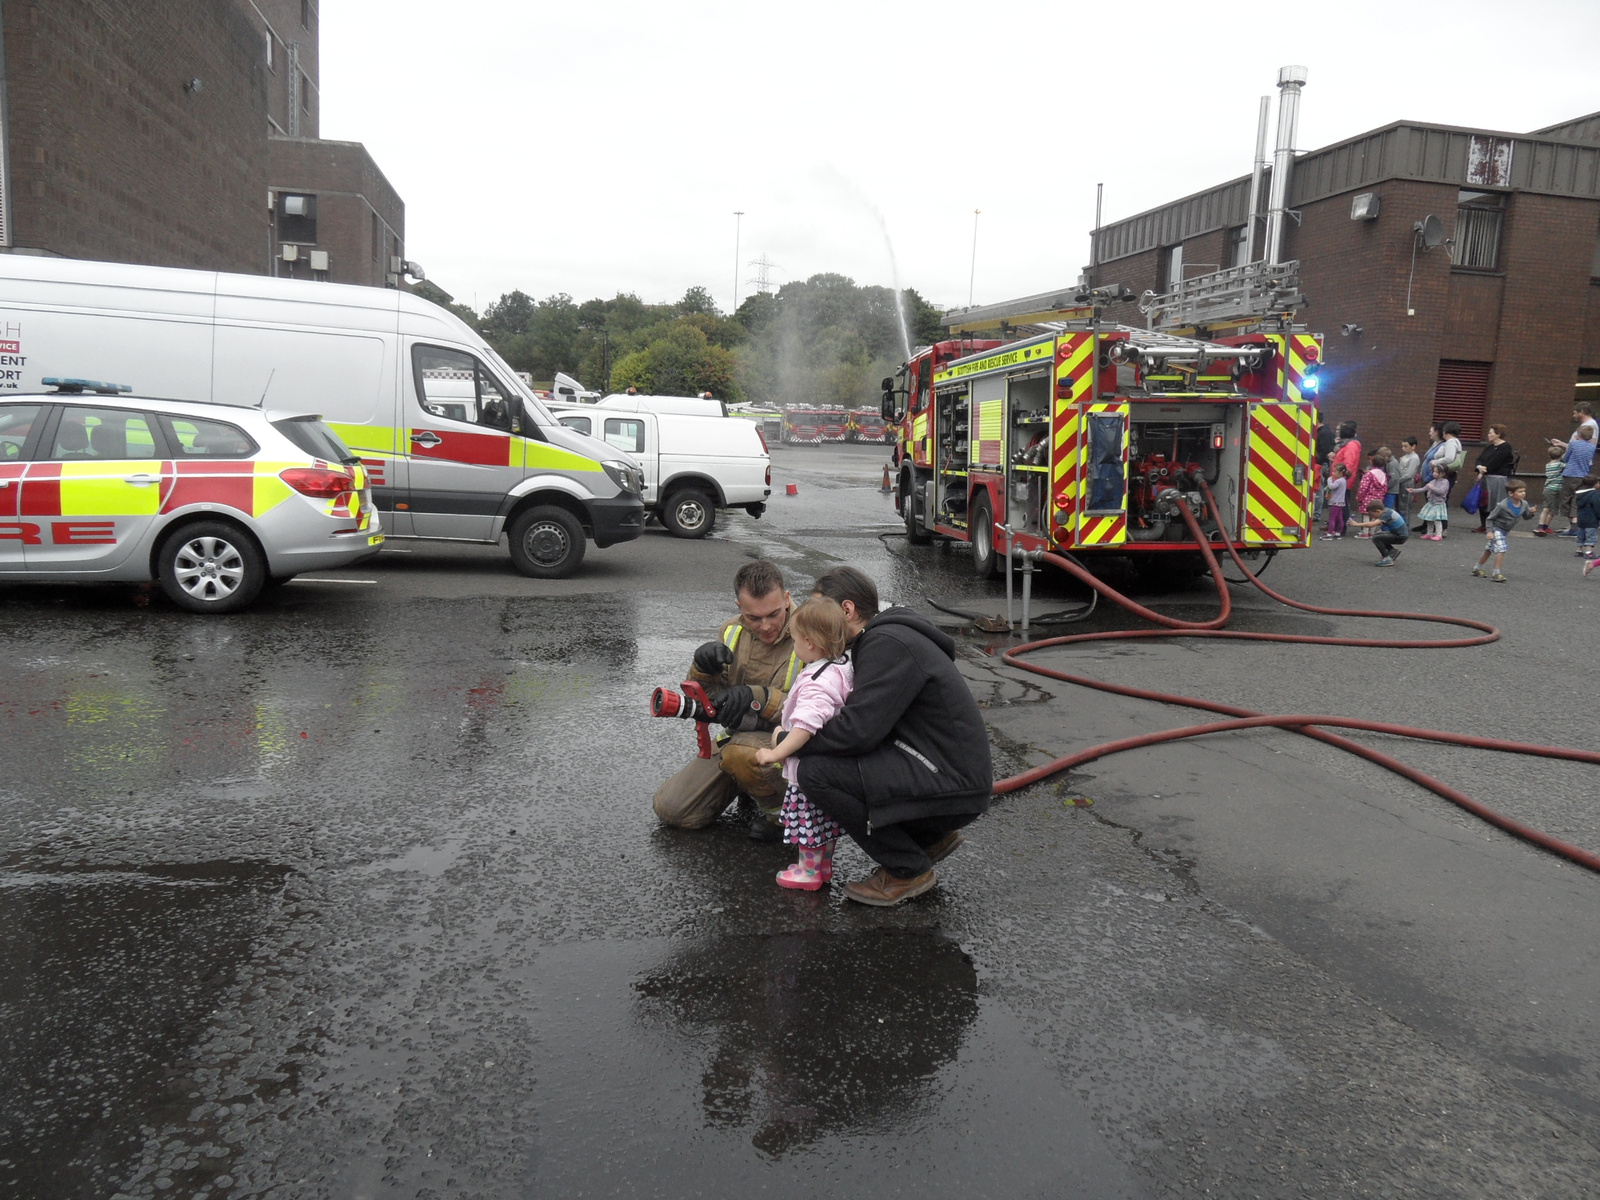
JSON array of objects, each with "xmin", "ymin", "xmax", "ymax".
[
  {"xmin": 0, "ymin": 256, "xmax": 645, "ymax": 577},
  {"xmin": 597, "ymin": 392, "xmax": 727, "ymax": 418},
  {"xmin": 548, "ymin": 402, "xmax": 770, "ymax": 537}
]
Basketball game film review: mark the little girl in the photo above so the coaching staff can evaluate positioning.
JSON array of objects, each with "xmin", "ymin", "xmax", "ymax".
[
  {"xmin": 1355, "ymin": 453, "xmax": 1388, "ymax": 537},
  {"xmin": 1411, "ymin": 462, "xmax": 1451, "ymax": 540},
  {"xmin": 1321, "ymin": 464, "xmax": 1349, "ymax": 539},
  {"xmin": 754, "ymin": 597, "xmax": 854, "ymax": 890}
]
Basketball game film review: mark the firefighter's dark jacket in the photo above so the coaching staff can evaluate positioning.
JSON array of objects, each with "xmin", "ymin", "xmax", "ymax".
[{"xmin": 795, "ymin": 608, "xmax": 992, "ymax": 827}]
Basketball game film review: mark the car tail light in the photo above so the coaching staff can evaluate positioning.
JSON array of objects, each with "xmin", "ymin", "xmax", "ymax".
[
  {"xmin": 766, "ymin": 465, "xmax": 772, "ymax": 486},
  {"xmin": 281, "ymin": 466, "xmax": 356, "ymax": 498},
  {"xmin": 756, "ymin": 427, "xmax": 769, "ymax": 454}
]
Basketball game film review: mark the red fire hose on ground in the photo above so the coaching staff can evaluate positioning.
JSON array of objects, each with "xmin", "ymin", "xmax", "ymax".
[{"xmin": 993, "ymin": 480, "xmax": 1600, "ymax": 875}]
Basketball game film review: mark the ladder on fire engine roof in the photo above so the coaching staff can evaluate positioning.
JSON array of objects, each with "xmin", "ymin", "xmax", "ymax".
[
  {"xmin": 942, "ymin": 261, "xmax": 1306, "ymax": 337},
  {"xmin": 1140, "ymin": 261, "xmax": 1306, "ymax": 332}
]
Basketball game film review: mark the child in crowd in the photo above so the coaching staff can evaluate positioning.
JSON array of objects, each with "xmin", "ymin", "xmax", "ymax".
[
  {"xmin": 1472, "ymin": 479, "xmax": 1534, "ymax": 582},
  {"xmin": 1410, "ymin": 463, "xmax": 1451, "ymax": 540},
  {"xmin": 1575, "ymin": 474, "xmax": 1600, "ymax": 563},
  {"xmin": 1355, "ymin": 453, "xmax": 1389, "ymax": 536},
  {"xmin": 1320, "ymin": 464, "xmax": 1348, "ymax": 539},
  {"xmin": 755, "ymin": 597, "xmax": 854, "ymax": 891},
  {"xmin": 1534, "ymin": 444, "xmax": 1568, "ymax": 535},
  {"xmin": 1347, "ymin": 499, "xmax": 1409, "ymax": 566},
  {"xmin": 1391, "ymin": 437, "xmax": 1420, "ymax": 520}
]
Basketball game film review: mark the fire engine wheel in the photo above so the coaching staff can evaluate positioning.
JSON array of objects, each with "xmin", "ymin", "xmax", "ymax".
[
  {"xmin": 663, "ymin": 489, "xmax": 715, "ymax": 539},
  {"xmin": 971, "ymin": 495, "xmax": 1001, "ymax": 579},
  {"xmin": 509, "ymin": 505, "xmax": 587, "ymax": 578},
  {"xmin": 157, "ymin": 521, "xmax": 265, "ymax": 614},
  {"xmin": 904, "ymin": 475, "xmax": 932, "ymax": 545}
]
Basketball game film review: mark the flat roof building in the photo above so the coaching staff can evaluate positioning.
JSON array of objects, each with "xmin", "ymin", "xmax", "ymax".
[{"xmin": 1086, "ymin": 110, "xmax": 1600, "ymax": 458}]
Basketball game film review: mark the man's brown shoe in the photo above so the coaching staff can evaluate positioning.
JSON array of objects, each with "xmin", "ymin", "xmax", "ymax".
[
  {"xmin": 924, "ymin": 830, "xmax": 964, "ymax": 864},
  {"xmin": 843, "ymin": 867, "xmax": 937, "ymax": 907}
]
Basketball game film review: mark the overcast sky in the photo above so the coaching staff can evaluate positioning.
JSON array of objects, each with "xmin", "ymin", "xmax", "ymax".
[{"xmin": 321, "ymin": 0, "xmax": 1600, "ymax": 316}]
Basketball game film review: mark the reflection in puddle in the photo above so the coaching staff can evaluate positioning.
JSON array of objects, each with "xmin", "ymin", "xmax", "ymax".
[{"xmin": 635, "ymin": 929, "xmax": 978, "ymax": 1156}]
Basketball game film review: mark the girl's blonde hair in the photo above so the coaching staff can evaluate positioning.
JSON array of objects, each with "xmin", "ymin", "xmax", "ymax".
[{"xmin": 790, "ymin": 596, "xmax": 848, "ymax": 659}]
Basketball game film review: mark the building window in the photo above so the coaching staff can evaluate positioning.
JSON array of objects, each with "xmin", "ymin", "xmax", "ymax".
[
  {"xmin": 1432, "ymin": 360, "xmax": 1491, "ymax": 442},
  {"xmin": 300, "ymin": 71, "xmax": 311, "ymax": 112},
  {"xmin": 1451, "ymin": 191, "xmax": 1503, "ymax": 270},
  {"xmin": 371, "ymin": 213, "xmax": 380, "ymax": 262},
  {"xmin": 265, "ymin": 30, "xmax": 274, "ymax": 71},
  {"xmin": 1163, "ymin": 244, "xmax": 1184, "ymax": 292},
  {"xmin": 301, "ymin": 0, "xmax": 312, "ymax": 29},
  {"xmin": 1591, "ymin": 215, "xmax": 1600, "ymax": 280},
  {"xmin": 1229, "ymin": 225, "xmax": 1250, "ymax": 268},
  {"xmin": 279, "ymin": 194, "xmax": 317, "ymax": 244}
]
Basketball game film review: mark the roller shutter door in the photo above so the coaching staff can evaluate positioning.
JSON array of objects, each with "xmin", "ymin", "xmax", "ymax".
[{"xmin": 1432, "ymin": 360, "xmax": 1491, "ymax": 442}]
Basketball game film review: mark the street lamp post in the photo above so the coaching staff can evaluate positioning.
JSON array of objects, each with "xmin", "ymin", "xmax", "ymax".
[
  {"xmin": 732, "ymin": 211, "xmax": 744, "ymax": 315},
  {"xmin": 968, "ymin": 209, "xmax": 980, "ymax": 308}
]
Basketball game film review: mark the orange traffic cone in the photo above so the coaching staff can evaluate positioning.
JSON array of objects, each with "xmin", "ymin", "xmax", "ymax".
[
  {"xmin": 880, "ymin": 463, "xmax": 893, "ymax": 492},
  {"xmin": 785, "ymin": 483, "xmax": 798, "ymax": 495}
]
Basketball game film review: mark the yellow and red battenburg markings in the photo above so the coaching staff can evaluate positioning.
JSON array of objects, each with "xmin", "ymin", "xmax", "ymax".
[
  {"xmin": 1051, "ymin": 334, "xmax": 1093, "ymax": 547},
  {"xmin": 1244, "ymin": 403, "xmax": 1313, "ymax": 543},
  {"xmin": 16, "ymin": 460, "xmax": 311, "ymax": 520}
]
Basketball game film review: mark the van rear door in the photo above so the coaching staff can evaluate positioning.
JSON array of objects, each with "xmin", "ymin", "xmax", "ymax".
[{"xmin": 403, "ymin": 344, "xmax": 527, "ymax": 540}]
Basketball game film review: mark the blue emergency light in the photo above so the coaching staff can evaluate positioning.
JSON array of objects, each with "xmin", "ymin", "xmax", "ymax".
[{"xmin": 42, "ymin": 378, "xmax": 133, "ymax": 395}]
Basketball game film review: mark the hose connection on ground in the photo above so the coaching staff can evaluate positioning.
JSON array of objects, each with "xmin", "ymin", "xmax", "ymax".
[{"xmin": 994, "ymin": 480, "xmax": 1600, "ymax": 875}]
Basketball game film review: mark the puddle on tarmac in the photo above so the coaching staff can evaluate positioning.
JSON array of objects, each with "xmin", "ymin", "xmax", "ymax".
[
  {"xmin": 0, "ymin": 859, "xmax": 287, "ymax": 1199},
  {"xmin": 521, "ymin": 930, "xmax": 1144, "ymax": 1199}
]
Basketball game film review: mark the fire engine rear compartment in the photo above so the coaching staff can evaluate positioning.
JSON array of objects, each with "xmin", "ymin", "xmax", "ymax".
[{"xmin": 926, "ymin": 377, "xmax": 1249, "ymax": 549}]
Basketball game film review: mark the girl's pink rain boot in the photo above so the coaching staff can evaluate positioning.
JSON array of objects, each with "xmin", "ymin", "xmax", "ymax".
[{"xmin": 777, "ymin": 845, "xmax": 829, "ymax": 891}]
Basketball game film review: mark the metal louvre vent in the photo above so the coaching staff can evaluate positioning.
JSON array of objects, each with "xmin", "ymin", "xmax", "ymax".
[{"xmin": 1432, "ymin": 360, "xmax": 1491, "ymax": 441}]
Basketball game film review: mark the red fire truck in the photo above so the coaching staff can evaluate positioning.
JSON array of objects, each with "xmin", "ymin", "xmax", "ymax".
[
  {"xmin": 884, "ymin": 265, "xmax": 1321, "ymax": 575},
  {"xmin": 782, "ymin": 407, "xmax": 824, "ymax": 443},
  {"xmin": 848, "ymin": 409, "xmax": 888, "ymax": 443},
  {"xmin": 817, "ymin": 406, "xmax": 849, "ymax": 443}
]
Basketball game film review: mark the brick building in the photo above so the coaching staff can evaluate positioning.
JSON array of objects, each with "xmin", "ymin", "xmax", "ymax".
[
  {"xmin": 1086, "ymin": 114, "xmax": 1600, "ymax": 460},
  {"xmin": 0, "ymin": 0, "xmax": 405, "ymax": 289},
  {"xmin": 0, "ymin": 0, "xmax": 269, "ymax": 273}
]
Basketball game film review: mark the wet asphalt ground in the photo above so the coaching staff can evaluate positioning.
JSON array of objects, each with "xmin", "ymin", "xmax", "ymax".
[{"xmin": 3, "ymin": 442, "xmax": 1599, "ymax": 1199}]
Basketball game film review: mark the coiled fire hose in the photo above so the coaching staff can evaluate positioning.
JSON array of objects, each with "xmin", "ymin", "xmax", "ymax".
[{"xmin": 993, "ymin": 479, "xmax": 1600, "ymax": 875}]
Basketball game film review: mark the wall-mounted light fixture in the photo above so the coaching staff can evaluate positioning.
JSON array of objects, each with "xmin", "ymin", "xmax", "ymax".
[{"xmin": 1350, "ymin": 193, "xmax": 1380, "ymax": 221}]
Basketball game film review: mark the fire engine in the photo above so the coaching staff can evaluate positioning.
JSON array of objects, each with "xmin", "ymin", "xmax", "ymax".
[
  {"xmin": 782, "ymin": 407, "xmax": 824, "ymax": 443},
  {"xmin": 884, "ymin": 262, "xmax": 1321, "ymax": 575},
  {"xmin": 817, "ymin": 406, "xmax": 849, "ymax": 443},
  {"xmin": 848, "ymin": 409, "xmax": 889, "ymax": 443}
]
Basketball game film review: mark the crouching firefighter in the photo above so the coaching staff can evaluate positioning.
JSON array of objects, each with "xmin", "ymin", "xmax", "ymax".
[{"xmin": 652, "ymin": 559, "xmax": 800, "ymax": 841}]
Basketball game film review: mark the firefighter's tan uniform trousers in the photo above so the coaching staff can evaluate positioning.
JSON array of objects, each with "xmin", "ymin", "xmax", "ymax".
[{"xmin": 652, "ymin": 615, "xmax": 799, "ymax": 829}]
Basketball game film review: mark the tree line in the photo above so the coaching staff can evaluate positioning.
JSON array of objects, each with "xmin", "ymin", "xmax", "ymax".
[{"xmin": 414, "ymin": 274, "xmax": 946, "ymax": 407}]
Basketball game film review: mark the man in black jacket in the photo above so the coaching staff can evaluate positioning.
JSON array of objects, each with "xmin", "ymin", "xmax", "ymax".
[{"xmin": 795, "ymin": 567, "xmax": 992, "ymax": 906}]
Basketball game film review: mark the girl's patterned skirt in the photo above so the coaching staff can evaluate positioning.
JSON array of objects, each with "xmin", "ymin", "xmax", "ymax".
[{"xmin": 779, "ymin": 783, "xmax": 844, "ymax": 847}]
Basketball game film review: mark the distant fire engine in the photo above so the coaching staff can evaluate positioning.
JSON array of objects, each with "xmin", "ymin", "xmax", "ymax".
[
  {"xmin": 848, "ymin": 409, "xmax": 888, "ymax": 443},
  {"xmin": 884, "ymin": 262, "xmax": 1321, "ymax": 574},
  {"xmin": 782, "ymin": 407, "xmax": 824, "ymax": 443}
]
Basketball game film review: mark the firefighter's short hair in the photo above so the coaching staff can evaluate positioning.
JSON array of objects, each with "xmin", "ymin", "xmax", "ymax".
[
  {"xmin": 812, "ymin": 565, "xmax": 880, "ymax": 619},
  {"xmin": 735, "ymin": 559, "xmax": 786, "ymax": 601}
]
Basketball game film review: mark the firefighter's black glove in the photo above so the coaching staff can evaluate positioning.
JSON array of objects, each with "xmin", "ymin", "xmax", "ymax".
[
  {"xmin": 693, "ymin": 640, "xmax": 735, "ymax": 675},
  {"xmin": 708, "ymin": 685, "xmax": 760, "ymax": 730}
]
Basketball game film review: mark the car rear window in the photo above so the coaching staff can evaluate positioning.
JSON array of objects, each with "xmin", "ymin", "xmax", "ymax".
[
  {"xmin": 271, "ymin": 417, "xmax": 356, "ymax": 463},
  {"xmin": 162, "ymin": 415, "xmax": 258, "ymax": 458}
]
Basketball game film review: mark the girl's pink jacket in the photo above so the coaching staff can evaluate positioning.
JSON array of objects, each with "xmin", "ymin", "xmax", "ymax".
[{"xmin": 778, "ymin": 658, "xmax": 854, "ymax": 787}]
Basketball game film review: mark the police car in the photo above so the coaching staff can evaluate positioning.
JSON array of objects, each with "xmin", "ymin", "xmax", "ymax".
[{"xmin": 0, "ymin": 380, "xmax": 383, "ymax": 613}]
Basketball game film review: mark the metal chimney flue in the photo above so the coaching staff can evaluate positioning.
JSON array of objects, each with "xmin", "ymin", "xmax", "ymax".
[
  {"xmin": 1245, "ymin": 95, "xmax": 1270, "ymax": 263},
  {"xmin": 1264, "ymin": 65, "xmax": 1307, "ymax": 266}
]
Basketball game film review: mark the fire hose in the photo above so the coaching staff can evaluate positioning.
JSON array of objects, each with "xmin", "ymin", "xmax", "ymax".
[{"xmin": 993, "ymin": 479, "xmax": 1600, "ymax": 875}]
